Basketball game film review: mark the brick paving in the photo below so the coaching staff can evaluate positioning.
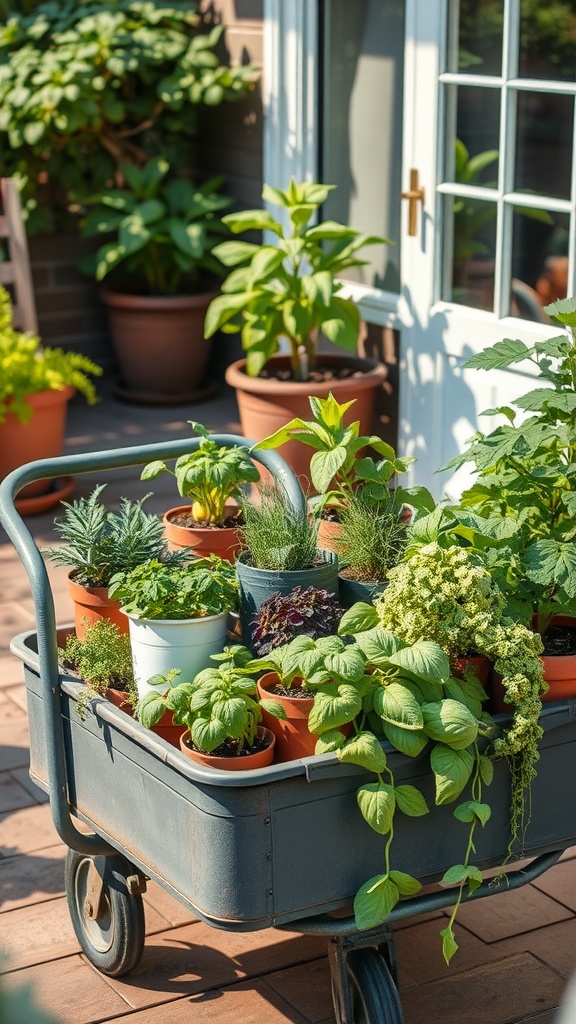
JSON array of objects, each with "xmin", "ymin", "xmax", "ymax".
[{"xmin": 1, "ymin": 379, "xmax": 576, "ymax": 1023}]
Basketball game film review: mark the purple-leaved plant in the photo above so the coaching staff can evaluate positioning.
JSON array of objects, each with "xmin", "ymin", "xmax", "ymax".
[{"xmin": 251, "ymin": 585, "xmax": 343, "ymax": 656}]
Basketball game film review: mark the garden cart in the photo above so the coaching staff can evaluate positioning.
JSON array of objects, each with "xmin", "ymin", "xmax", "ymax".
[{"xmin": 2, "ymin": 437, "xmax": 576, "ymax": 1024}]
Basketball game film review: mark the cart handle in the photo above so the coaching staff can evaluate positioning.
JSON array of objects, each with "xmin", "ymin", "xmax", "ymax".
[{"xmin": 0, "ymin": 436, "xmax": 305, "ymax": 857}]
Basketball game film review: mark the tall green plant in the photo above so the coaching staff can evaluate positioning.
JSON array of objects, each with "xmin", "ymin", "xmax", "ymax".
[
  {"xmin": 237, "ymin": 484, "xmax": 319, "ymax": 571},
  {"xmin": 0, "ymin": 1, "xmax": 257, "ymax": 231}
]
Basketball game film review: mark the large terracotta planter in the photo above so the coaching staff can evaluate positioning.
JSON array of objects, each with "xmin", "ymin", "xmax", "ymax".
[
  {"xmin": 67, "ymin": 573, "xmax": 128, "ymax": 639},
  {"xmin": 179, "ymin": 726, "xmax": 275, "ymax": 770},
  {"xmin": 225, "ymin": 354, "xmax": 388, "ymax": 487},
  {"xmin": 0, "ymin": 386, "xmax": 74, "ymax": 502},
  {"xmin": 162, "ymin": 500, "xmax": 243, "ymax": 562},
  {"xmin": 256, "ymin": 672, "xmax": 316, "ymax": 762},
  {"xmin": 102, "ymin": 289, "xmax": 217, "ymax": 400}
]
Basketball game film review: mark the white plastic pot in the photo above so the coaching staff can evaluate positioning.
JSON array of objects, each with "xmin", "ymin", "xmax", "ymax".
[{"xmin": 126, "ymin": 611, "xmax": 228, "ymax": 699}]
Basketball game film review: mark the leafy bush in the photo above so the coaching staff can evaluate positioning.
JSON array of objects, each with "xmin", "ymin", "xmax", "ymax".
[
  {"xmin": 108, "ymin": 555, "xmax": 239, "ymax": 619},
  {"xmin": 0, "ymin": 0, "xmax": 257, "ymax": 231},
  {"xmin": 0, "ymin": 287, "xmax": 101, "ymax": 423}
]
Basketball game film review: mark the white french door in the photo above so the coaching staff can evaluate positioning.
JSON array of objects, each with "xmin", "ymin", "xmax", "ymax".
[{"xmin": 263, "ymin": 0, "xmax": 575, "ymax": 498}]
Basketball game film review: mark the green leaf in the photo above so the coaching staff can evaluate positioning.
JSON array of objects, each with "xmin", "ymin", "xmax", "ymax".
[
  {"xmin": 357, "ymin": 781, "xmax": 396, "ymax": 835},
  {"xmin": 479, "ymin": 754, "xmax": 494, "ymax": 787},
  {"xmin": 386, "ymin": 641, "xmax": 450, "ymax": 683},
  {"xmin": 430, "ymin": 744, "xmax": 475, "ymax": 804},
  {"xmin": 389, "ymin": 870, "xmax": 422, "ymax": 896},
  {"xmin": 308, "ymin": 683, "xmax": 363, "ymax": 734},
  {"xmin": 354, "ymin": 875, "xmax": 400, "ymax": 931},
  {"xmin": 454, "ymin": 800, "xmax": 491, "ymax": 826},
  {"xmin": 314, "ymin": 729, "xmax": 347, "ymax": 754},
  {"xmin": 395, "ymin": 785, "xmax": 429, "ymax": 817},
  {"xmin": 464, "ymin": 338, "xmax": 530, "ymax": 371},
  {"xmin": 259, "ymin": 699, "xmax": 287, "ymax": 720},
  {"xmin": 338, "ymin": 602, "xmax": 380, "ymax": 636},
  {"xmin": 338, "ymin": 732, "xmax": 387, "ymax": 773},
  {"xmin": 374, "ymin": 683, "xmax": 424, "ymax": 731},
  {"xmin": 382, "ymin": 721, "xmax": 429, "ymax": 757},
  {"xmin": 422, "ymin": 700, "xmax": 479, "ymax": 750},
  {"xmin": 310, "ymin": 447, "xmax": 348, "ymax": 493},
  {"xmin": 440, "ymin": 925, "xmax": 459, "ymax": 965}
]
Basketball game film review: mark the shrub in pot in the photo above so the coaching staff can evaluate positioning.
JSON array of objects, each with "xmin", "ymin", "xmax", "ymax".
[
  {"xmin": 0, "ymin": 286, "xmax": 101, "ymax": 510},
  {"xmin": 440, "ymin": 295, "xmax": 576, "ymax": 695},
  {"xmin": 141, "ymin": 420, "xmax": 260, "ymax": 559},
  {"xmin": 44, "ymin": 484, "xmax": 176, "ymax": 637},
  {"xmin": 235, "ymin": 483, "xmax": 339, "ymax": 648},
  {"xmin": 138, "ymin": 645, "xmax": 275, "ymax": 770},
  {"xmin": 108, "ymin": 555, "xmax": 239, "ymax": 699},
  {"xmin": 205, "ymin": 180, "xmax": 389, "ymax": 477},
  {"xmin": 80, "ymin": 158, "xmax": 232, "ymax": 400},
  {"xmin": 59, "ymin": 618, "xmax": 137, "ymax": 719}
]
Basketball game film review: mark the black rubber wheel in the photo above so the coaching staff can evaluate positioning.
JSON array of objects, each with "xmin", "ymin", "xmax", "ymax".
[
  {"xmin": 332, "ymin": 948, "xmax": 404, "ymax": 1024},
  {"xmin": 65, "ymin": 850, "xmax": 145, "ymax": 977}
]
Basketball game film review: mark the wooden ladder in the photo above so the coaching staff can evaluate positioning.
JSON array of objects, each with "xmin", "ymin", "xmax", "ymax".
[{"xmin": 0, "ymin": 178, "xmax": 38, "ymax": 333}]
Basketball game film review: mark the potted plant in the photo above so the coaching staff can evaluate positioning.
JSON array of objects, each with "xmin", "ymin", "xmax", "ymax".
[
  {"xmin": 204, "ymin": 179, "xmax": 389, "ymax": 478},
  {"xmin": 441, "ymin": 295, "xmax": 576, "ymax": 696},
  {"xmin": 0, "ymin": 286, "xmax": 101, "ymax": 513},
  {"xmin": 235, "ymin": 483, "xmax": 338, "ymax": 648},
  {"xmin": 58, "ymin": 618, "xmax": 137, "ymax": 719},
  {"xmin": 138, "ymin": 645, "xmax": 276, "ymax": 770},
  {"xmin": 43, "ymin": 484, "xmax": 177, "ymax": 637},
  {"xmin": 80, "ymin": 158, "xmax": 232, "ymax": 402},
  {"xmin": 108, "ymin": 555, "xmax": 239, "ymax": 699},
  {"xmin": 0, "ymin": 2, "xmax": 257, "ymax": 232},
  {"xmin": 141, "ymin": 420, "xmax": 260, "ymax": 560},
  {"xmin": 336, "ymin": 492, "xmax": 410, "ymax": 606},
  {"xmin": 254, "ymin": 392, "xmax": 433, "ymax": 543},
  {"xmin": 371, "ymin": 542, "xmax": 547, "ymax": 871},
  {"xmin": 250, "ymin": 585, "xmax": 343, "ymax": 657}
]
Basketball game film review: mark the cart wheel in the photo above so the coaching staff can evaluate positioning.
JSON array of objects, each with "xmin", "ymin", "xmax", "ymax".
[
  {"xmin": 65, "ymin": 850, "xmax": 145, "ymax": 977},
  {"xmin": 332, "ymin": 948, "xmax": 403, "ymax": 1024}
]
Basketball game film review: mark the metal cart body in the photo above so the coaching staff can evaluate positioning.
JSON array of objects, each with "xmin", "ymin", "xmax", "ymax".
[{"xmin": 3, "ymin": 439, "xmax": 576, "ymax": 1023}]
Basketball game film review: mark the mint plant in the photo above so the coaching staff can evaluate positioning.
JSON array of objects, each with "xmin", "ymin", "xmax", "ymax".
[
  {"xmin": 441, "ymin": 295, "xmax": 576, "ymax": 633},
  {"xmin": 142, "ymin": 421, "xmax": 259, "ymax": 526},
  {"xmin": 204, "ymin": 179, "xmax": 387, "ymax": 380},
  {"xmin": 108, "ymin": 555, "xmax": 238, "ymax": 620}
]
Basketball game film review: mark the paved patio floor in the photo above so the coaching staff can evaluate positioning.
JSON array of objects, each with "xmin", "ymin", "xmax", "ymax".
[{"xmin": 1, "ymin": 378, "xmax": 576, "ymax": 1024}]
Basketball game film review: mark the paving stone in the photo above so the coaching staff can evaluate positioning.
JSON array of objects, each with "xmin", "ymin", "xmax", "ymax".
[
  {"xmin": 0, "ymin": 896, "xmax": 80, "ymax": 968},
  {"xmin": 489, "ymin": 915, "xmax": 576, "ymax": 979},
  {"xmin": 401, "ymin": 952, "xmax": 564, "ymax": 1024},
  {"xmin": 102, "ymin": 978, "xmax": 311, "ymax": 1024},
  {"xmin": 142, "ymin": 880, "xmax": 197, "ymax": 928},
  {"xmin": 3, "ymin": 955, "xmax": 131, "ymax": 1024},
  {"xmin": 101, "ymin": 918, "xmax": 326, "ymax": 1010},
  {"xmin": 9, "ymin": 766, "xmax": 49, "ymax": 803},
  {"xmin": 532, "ymin": 860, "xmax": 576, "ymax": 912},
  {"xmin": 0, "ymin": 603, "xmax": 35, "ymax": 650},
  {"xmin": 394, "ymin": 916, "xmax": 500, "ymax": 988},
  {"xmin": 0, "ymin": 717, "xmax": 30, "ymax": 771},
  {"xmin": 1, "ymin": 684, "xmax": 28, "ymax": 713},
  {"xmin": 258, "ymin": 958, "xmax": 333, "ymax": 1023},
  {"xmin": 0, "ymin": 653, "xmax": 26, "ymax": 690},
  {"xmin": 0, "ymin": 772, "xmax": 37, "ymax": 815},
  {"xmin": 0, "ymin": 802, "xmax": 58, "ymax": 857},
  {"xmin": 0, "ymin": 842, "xmax": 66, "ymax": 912},
  {"xmin": 450, "ymin": 879, "xmax": 572, "ymax": 942}
]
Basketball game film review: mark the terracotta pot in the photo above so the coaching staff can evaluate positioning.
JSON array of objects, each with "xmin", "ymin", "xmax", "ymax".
[
  {"xmin": 102, "ymin": 289, "xmax": 217, "ymax": 398},
  {"xmin": 225, "ymin": 354, "xmax": 388, "ymax": 487},
  {"xmin": 162, "ymin": 500, "xmax": 243, "ymax": 562},
  {"xmin": 317, "ymin": 515, "xmax": 342, "ymax": 553},
  {"xmin": 0, "ymin": 386, "xmax": 74, "ymax": 499},
  {"xmin": 67, "ymin": 573, "xmax": 128, "ymax": 639},
  {"xmin": 256, "ymin": 672, "xmax": 316, "ymax": 762},
  {"xmin": 178, "ymin": 726, "xmax": 275, "ymax": 770},
  {"xmin": 105, "ymin": 687, "xmax": 134, "ymax": 716}
]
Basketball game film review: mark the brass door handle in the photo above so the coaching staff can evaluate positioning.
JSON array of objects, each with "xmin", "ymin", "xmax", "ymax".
[{"xmin": 401, "ymin": 169, "xmax": 425, "ymax": 237}]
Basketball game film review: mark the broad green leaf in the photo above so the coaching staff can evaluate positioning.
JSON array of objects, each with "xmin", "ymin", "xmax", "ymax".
[
  {"xmin": 395, "ymin": 785, "xmax": 429, "ymax": 817},
  {"xmin": 544, "ymin": 296, "xmax": 576, "ymax": 327},
  {"xmin": 382, "ymin": 721, "xmax": 428, "ymax": 757},
  {"xmin": 389, "ymin": 870, "xmax": 422, "ymax": 896},
  {"xmin": 308, "ymin": 683, "xmax": 363, "ymax": 734},
  {"xmin": 354, "ymin": 627, "xmax": 405, "ymax": 665},
  {"xmin": 454, "ymin": 800, "xmax": 491, "ymax": 826},
  {"xmin": 259, "ymin": 699, "xmax": 287, "ymax": 720},
  {"xmin": 357, "ymin": 781, "xmax": 396, "ymax": 835},
  {"xmin": 314, "ymin": 729, "xmax": 347, "ymax": 754},
  {"xmin": 430, "ymin": 744, "xmax": 475, "ymax": 804},
  {"xmin": 479, "ymin": 755, "xmax": 494, "ymax": 787},
  {"xmin": 212, "ymin": 239, "xmax": 260, "ymax": 266},
  {"xmin": 338, "ymin": 731, "xmax": 387, "ymax": 773},
  {"xmin": 440, "ymin": 925, "xmax": 459, "ymax": 965},
  {"xmin": 422, "ymin": 700, "xmax": 479, "ymax": 750},
  {"xmin": 374, "ymin": 683, "xmax": 424, "ymax": 731},
  {"xmin": 441, "ymin": 864, "xmax": 473, "ymax": 885},
  {"xmin": 386, "ymin": 641, "xmax": 450, "ymax": 683},
  {"xmin": 338, "ymin": 602, "xmax": 379, "ymax": 636},
  {"xmin": 354, "ymin": 875, "xmax": 400, "ymax": 931},
  {"xmin": 310, "ymin": 446, "xmax": 348, "ymax": 493}
]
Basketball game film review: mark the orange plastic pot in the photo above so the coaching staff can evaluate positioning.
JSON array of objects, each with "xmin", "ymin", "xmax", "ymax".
[
  {"xmin": 105, "ymin": 688, "xmax": 134, "ymax": 716},
  {"xmin": 256, "ymin": 672, "xmax": 316, "ymax": 762},
  {"xmin": 67, "ymin": 573, "xmax": 128, "ymax": 639},
  {"xmin": 178, "ymin": 727, "xmax": 275, "ymax": 770},
  {"xmin": 150, "ymin": 709, "xmax": 186, "ymax": 749},
  {"xmin": 452, "ymin": 655, "xmax": 492, "ymax": 688},
  {"xmin": 0, "ymin": 386, "xmax": 74, "ymax": 499},
  {"xmin": 162, "ymin": 501, "xmax": 243, "ymax": 562}
]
